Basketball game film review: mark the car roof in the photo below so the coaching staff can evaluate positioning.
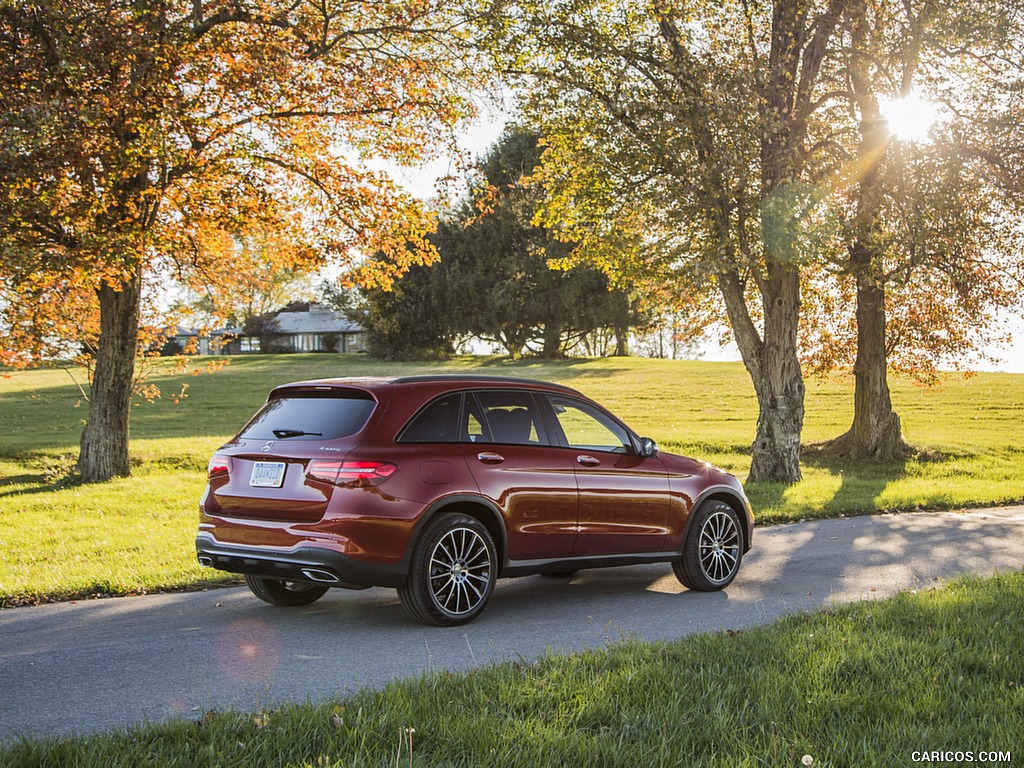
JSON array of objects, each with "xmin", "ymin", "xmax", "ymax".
[{"xmin": 268, "ymin": 374, "xmax": 584, "ymax": 398}]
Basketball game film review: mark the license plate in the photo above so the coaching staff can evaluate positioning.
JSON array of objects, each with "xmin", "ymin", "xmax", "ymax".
[{"xmin": 250, "ymin": 461, "xmax": 286, "ymax": 488}]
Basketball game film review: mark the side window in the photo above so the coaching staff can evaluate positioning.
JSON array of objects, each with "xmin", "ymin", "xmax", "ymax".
[
  {"xmin": 548, "ymin": 396, "xmax": 632, "ymax": 453},
  {"xmin": 474, "ymin": 391, "xmax": 549, "ymax": 446},
  {"xmin": 397, "ymin": 393, "xmax": 463, "ymax": 443}
]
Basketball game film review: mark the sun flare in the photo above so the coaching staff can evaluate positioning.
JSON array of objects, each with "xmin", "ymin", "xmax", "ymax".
[{"xmin": 880, "ymin": 93, "xmax": 939, "ymax": 143}]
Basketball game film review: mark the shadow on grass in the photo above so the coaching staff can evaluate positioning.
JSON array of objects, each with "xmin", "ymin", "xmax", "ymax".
[
  {"xmin": 802, "ymin": 444, "xmax": 907, "ymax": 515},
  {"xmin": 0, "ymin": 475, "xmax": 81, "ymax": 497},
  {"xmin": 776, "ymin": 444, "xmax": 976, "ymax": 520},
  {"xmin": 0, "ymin": 453, "xmax": 81, "ymax": 496},
  {"xmin": 745, "ymin": 445, "xmax": 933, "ymax": 524},
  {"xmin": 744, "ymin": 478, "xmax": 788, "ymax": 518},
  {"xmin": 0, "ymin": 473, "xmax": 42, "ymax": 487},
  {"xmin": 468, "ymin": 356, "xmax": 621, "ymax": 381}
]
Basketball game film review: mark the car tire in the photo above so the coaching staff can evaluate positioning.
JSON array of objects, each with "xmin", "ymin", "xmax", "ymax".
[
  {"xmin": 398, "ymin": 513, "xmax": 497, "ymax": 626},
  {"xmin": 673, "ymin": 500, "xmax": 743, "ymax": 591},
  {"xmin": 245, "ymin": 574, "xmax": 329, "ymax": 606}
]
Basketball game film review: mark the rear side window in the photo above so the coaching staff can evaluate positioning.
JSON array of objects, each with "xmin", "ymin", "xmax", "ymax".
[
  {"xmin": 238, "ymin": 393, "xmax": 375, "ymax": 441},
  {"xmin": 398, "ymin": 393, "xmax": 464, "ymax": 443},
  {"xmin": 474, "ymin": 391, "xmax": 549, "ymax": 446}
]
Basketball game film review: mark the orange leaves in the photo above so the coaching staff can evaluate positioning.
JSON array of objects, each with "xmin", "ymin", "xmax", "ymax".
[
  {"xmin": 799, "ymin": 252, "xmax": 1023, "ymax": 384},
  {"xmin": 2, "ymin": 0, "xmax": 485, "ymax": 361},
  {"xmin": 0, "ymin": 263, "xmax": 100, "ymax": 369},
  {"xmin": 136, "ymin": 383, "xmax": 161, "ymax": 404}
]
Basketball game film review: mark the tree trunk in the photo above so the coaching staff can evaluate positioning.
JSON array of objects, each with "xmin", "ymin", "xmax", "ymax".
[
  {"xmin": 749, "ymin": 272, "xmax": 805, "ymax": 484},
  {"xmin": 77, "ymin": 275, "xmax": 141, "ymax": 482},
  {"xmin": 718, "ymin": 265, "xmax": 805, "ymax": 484},
  {"xmin": 541, "ymin": 322, "xmax": 562, "ymax": 358},
  {"xmin": 828, "ymin": 262, "xmax": 910, "ymax": 460},
  {"xmin": 613, "ymin": 324, "xmax": 629, "ymax": 356},
  {"xmin": 500, "ymin": 328, "xmax": 525, "ymax": 359}
]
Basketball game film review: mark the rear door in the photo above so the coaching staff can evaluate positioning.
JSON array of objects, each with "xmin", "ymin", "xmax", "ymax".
[
  {"xmin": 543, "ymin": 395, "xmax": 670, "ymax": 556},
  {"xmin": 206, "ymin": 389, "xmax": 377, "ymax": 523},
  {"xmin": 463, "ymin": 390, "xmax": 578, "ymax": 560}
]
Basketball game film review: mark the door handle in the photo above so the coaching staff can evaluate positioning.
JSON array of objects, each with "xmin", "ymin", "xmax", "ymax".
[
  {"xmin": 477, "ymin": 452, "xmax": 505, "ymax": 464},
  {"xmin": 576, "ymin": 455, "xmax": 600, "ymax": 467}
]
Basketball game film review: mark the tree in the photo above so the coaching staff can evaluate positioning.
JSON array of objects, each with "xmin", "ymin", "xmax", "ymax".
[
  {"xmin": 353, "ymin": 128, "xmax": 637, "ymax": 360},
  {"xmin": 437, "ymin": 128, "xmax": 636, "ymax": 358},
  {"xmin": 361, "ymin": 264, "xmax": 456, "ymax": 360},
  {"xmin": 241, "ymin": 312, "xmax": 283, "ymax": 355},
  {"xmin": 809, "ymin": 0, "xmax": 1024, "ymax": 460},
  {"xmin": 486, "ymin": 0, "xmax": 848, "ymax": 482},
  {"xmin": 485, "ymin": 0, "xmax": 1024, "ymax": 479},
  {"xmin": 0, "ymin": 0, "xmax": 484, "ymax": 481}
]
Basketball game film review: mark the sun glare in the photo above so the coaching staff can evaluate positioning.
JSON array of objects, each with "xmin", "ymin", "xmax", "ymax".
[{"xmin": 880, "ymin": 93, "xmax": 939, "ymax": 143}]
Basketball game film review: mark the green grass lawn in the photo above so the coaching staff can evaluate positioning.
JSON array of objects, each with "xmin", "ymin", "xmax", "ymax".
[
  {"xmin": 3, "ymin": 571, "xmax": 1022, "ymax": 767},
  {"xmin": 1, "ymin": 354, "xmax": 1022, "ymax": 605}
]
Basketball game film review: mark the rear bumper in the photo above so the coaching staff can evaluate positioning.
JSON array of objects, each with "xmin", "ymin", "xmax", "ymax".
[{"xmin": 195, "ymin": 533, "xmax": 407, "ymax": 588}]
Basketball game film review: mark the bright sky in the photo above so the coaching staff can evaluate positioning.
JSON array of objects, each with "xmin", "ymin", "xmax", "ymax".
[
  {"xmin": 981, "ymin": 312, "xmax": 1024, "ymax": 373},
  {"xmin": 374, "ymin": 115, "xmax": 509, "ymax": 201},
  {"xmin": 699, "ymin": 315, "xmax": 1024, "ymax": 374}
]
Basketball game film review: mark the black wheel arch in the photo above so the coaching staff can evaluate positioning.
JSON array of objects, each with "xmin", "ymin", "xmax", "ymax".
[
  {"xmin": 683, "ymin": 486, "xmax": 753, "ymax": 554},
  {"xmin": 404, "ymin": 494, "xmax": 509, "ymax": 576}
]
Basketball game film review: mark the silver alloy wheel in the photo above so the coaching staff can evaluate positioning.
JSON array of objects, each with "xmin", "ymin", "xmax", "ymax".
[
  {"xmin": 698, "ymin": 509, "xmax": 741, "ymax": 584},
  {"xmin": 428, "ymin": 526, "xmax": 492, "ymax": 616}
]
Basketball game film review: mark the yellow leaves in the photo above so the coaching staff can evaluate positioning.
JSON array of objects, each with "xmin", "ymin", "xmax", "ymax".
[
  {"xmin": 171, "ymin": 382, "xmax": 189, "ymax": 406},
  {"xmin": 473, "ymin": 182, "xmax": 501, "ymax": 217},
  {"xmin": 137, "ymin": 384, "xmax": 161, "ymax": 403}
]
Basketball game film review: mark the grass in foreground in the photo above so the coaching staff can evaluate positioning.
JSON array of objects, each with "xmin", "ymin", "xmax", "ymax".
[
  {"xmin": 2, "ymin": 355, "xmax": 1023, "ymax": 605},
  {"xmin": 3, "ymin": 571, "xmax": 1022, "ymax": 767}
]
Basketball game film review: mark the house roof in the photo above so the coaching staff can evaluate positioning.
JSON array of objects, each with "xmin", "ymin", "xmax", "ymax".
[{"xmin": 273, "ymin": 305, "xmax": 363, "ymax": 335}]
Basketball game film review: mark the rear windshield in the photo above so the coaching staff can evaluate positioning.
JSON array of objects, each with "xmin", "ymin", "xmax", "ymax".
[{"xmin": 238, "ymin": 392, "xmax": 376, "ymax": 441}]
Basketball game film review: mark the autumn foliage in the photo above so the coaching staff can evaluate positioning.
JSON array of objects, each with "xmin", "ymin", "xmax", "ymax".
[{"xmin": 0, "ymin": 0, "xmax": 485, "ymax": 480}]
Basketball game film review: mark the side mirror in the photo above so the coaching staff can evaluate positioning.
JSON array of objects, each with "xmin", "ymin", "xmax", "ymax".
[{"xmin": 639, "ymin": 437, "xmax": 659, "ymax": 458}]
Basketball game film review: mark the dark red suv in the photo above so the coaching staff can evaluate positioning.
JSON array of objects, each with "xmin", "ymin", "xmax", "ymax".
[{"xmin": 196, "ymin": 375, "xmax": 753, "ymax": 625}]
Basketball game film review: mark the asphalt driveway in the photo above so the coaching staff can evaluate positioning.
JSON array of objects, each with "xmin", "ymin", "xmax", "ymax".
[{"xmin": 1, "ymin": 507, "xmax": 1022, "ymax": 742}]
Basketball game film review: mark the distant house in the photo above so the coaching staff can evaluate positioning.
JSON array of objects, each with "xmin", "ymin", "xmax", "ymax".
[
  {"xmin": 265, "ymin": 304, "xmax": 366, "ymax": 353},
  {"xmin": 170, "ymin": 304, "xmax": 365, "ymax": 355},
  {"xmin": 170, "ymin": 325, "xmax": 243, "ymax": 355}
]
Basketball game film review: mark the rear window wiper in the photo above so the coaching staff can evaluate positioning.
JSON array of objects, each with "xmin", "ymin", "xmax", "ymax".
[{"xmin": 272, "ymin": 429, "xmax": 323, "ymax": 439}]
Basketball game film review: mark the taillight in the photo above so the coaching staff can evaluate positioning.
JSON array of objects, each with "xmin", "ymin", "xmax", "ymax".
[
  {"xmin": 307, "ymin": 459, "xmax": 397, "ymax": 486},
  {"xmin": 337, "ymin": 461, "xmax": 397, "ymax": 480},
  {"xmin": 307, "ymin": 459, "xmax": 343, "ymax": 483},
  {"xmin": 208, "ymin": 454, "xmax": 231, "ymax": 478}
]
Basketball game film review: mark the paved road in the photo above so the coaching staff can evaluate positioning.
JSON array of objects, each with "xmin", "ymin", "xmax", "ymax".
[{"xmin": 2, "ymin": 507, "xmax": 1023, "ymax": 742}]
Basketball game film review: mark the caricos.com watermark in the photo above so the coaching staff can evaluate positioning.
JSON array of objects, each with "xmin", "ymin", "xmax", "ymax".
[{"xmin": 910, "ymin": 751, "xmax": 1012, "ymax": 764}]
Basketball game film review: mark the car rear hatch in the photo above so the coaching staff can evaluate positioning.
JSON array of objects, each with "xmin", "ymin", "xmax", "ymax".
[{"xmin": 205, "ymin": 385, "xmax": 382, "ymax": 523}]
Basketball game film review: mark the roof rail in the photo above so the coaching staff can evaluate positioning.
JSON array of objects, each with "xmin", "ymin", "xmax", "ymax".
[{"xmin": 392, "ymin": 374, "xmax": 580, "ymax": 392}]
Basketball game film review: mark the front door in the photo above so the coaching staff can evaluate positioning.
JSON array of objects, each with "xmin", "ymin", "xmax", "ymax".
[
  {"xmin": 544, "ymin": 395, "xmax": 670, "ymax": 557},
  {"xmin": 463, "ymin": 391, "xmax": 578, "ymax": 560}
]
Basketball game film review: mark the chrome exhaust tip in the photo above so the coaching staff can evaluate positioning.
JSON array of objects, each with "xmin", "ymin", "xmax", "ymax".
[
  {"xmin": 197, "ymin": 556, "xmax": 214, "ymax": 568},
  {"xmin": 301, "ymin": 568, "xmax": 341, "ymax": 584}
]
